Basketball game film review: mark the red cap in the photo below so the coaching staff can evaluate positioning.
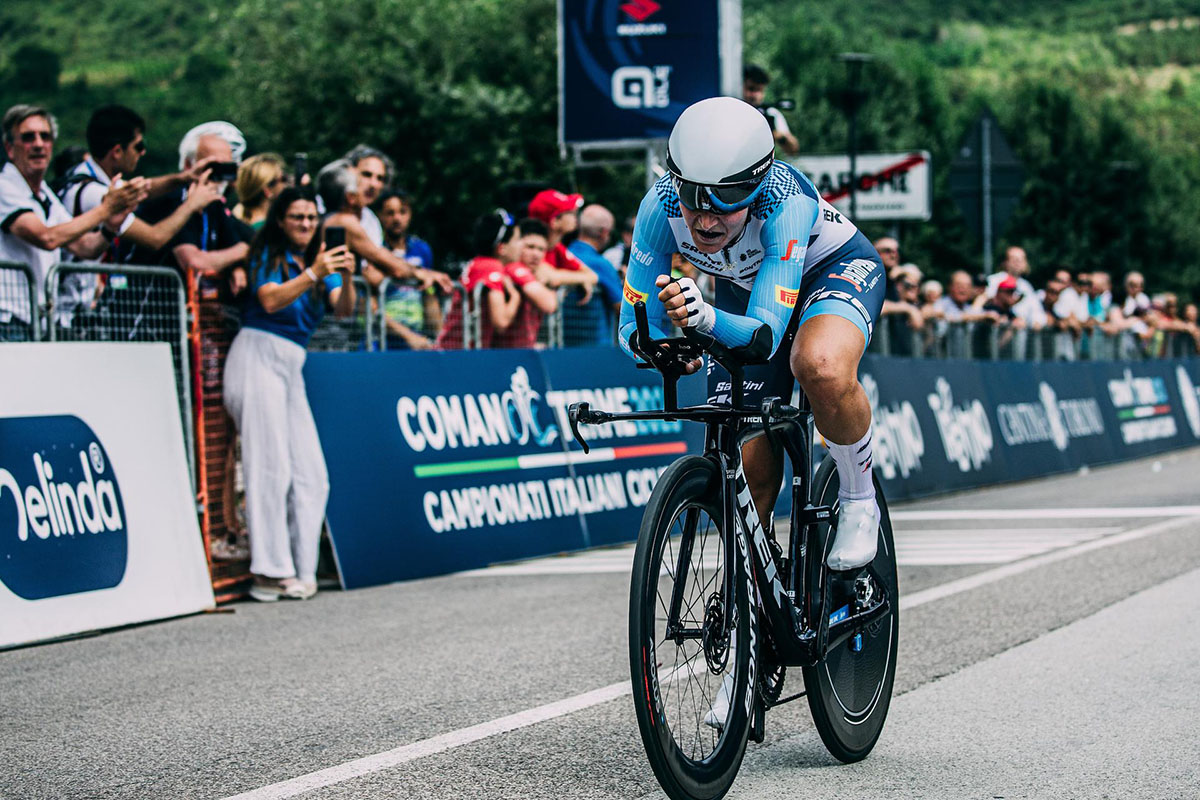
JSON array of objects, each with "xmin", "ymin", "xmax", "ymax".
[
  {"xmin": 998, "ymin": 276, "xmax": 1019, "ymax": 291},
  {"xmin": 528, "ymin": 189, "xmax": 584, "ymax": 224}
]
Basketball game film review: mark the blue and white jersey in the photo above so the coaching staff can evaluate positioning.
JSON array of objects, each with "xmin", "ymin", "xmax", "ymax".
[{"xmin": 619, "ymin": 161, "xmax": 860, "ymax": 360}]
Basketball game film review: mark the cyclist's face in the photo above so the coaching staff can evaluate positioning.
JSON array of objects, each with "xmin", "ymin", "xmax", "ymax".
[{"xmin": 679, "ymin": 205, "xmax": 749, "ymax": 254}]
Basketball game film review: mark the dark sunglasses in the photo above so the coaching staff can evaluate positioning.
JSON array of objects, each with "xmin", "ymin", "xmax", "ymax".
[
  {"xmin": 19, "ymin": 131, "xmax": 53, "ymax": 144},
  {"xmin": 672, "ymin": 176, "xmax": 765, "ymax": 213},
  {"xmin": 131, "ymin": 139, "xmax": 147, "ymax": 153}
]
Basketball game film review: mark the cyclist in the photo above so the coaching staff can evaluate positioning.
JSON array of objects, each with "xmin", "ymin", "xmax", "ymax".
[{"xmin": 619, "ymin": 96, "xmax": 885, "ymax": 572}]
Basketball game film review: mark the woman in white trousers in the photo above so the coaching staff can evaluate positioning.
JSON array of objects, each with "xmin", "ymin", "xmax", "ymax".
[{"xmin": 224, "ymin": 185, "xmax": 355, "ymax": 601}]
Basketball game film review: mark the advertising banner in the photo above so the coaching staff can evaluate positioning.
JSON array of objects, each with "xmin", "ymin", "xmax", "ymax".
[
  {"xmin": 305, "ymin": 348, "xmax": 704, "ymax": 589},
  {"xmin": 790, "ymin": 152, "xmax": 933, "ymax": 221},
  {"xmin": 558, "ymin": 0, "xmax": 735, "ymax": 145},
  {"xmin": 0, "ymin": 344, "xmax": 214, "ymax": 649},
  {"xmin": 859, "ymin": 355, "xmax": 1200, "ymax": 501}
]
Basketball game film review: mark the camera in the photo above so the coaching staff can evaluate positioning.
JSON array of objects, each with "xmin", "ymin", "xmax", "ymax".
[
  {"xmin": 293, "ymin": 152, "xmax": 308, "ymax": 183},
  {"xmin": 210, "ymin": 161, "xmax": 239, "ymax": 182},
  {"xmin": 756, "ymin": 99, "xmax": 795, "ymax": 132},
  {"xmin": 324, "ymin": 226, "xmax": 346, "ymax": 250}
]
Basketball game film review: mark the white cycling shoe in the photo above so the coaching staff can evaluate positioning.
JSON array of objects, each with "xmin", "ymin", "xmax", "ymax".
[
  {"xmin": 703, "ymin": 672, "xmax": 734, "ymax": 731},
  {"xmin": 827, "ymin": 498, "xmax": 879, "ymax": 571}
]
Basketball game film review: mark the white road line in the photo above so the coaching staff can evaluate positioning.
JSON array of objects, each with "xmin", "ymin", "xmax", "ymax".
[
  {"xmin": 891, "ymin": 506, "xmax": 1200, "ymax": 521},
  {"xmin": 223, "ymin": 514, "xmax": 1200, "ymax": 800}
]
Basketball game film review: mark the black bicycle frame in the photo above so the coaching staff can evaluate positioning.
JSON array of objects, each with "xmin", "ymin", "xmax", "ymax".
[{"xmin": 568, "ymin": 358, "xmax": 890, "ymax": 669}]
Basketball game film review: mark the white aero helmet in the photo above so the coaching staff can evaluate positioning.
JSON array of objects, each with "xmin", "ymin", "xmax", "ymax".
[{"xmin": 666, "ymin": 97, "xmax": 775, "ymax": 213}]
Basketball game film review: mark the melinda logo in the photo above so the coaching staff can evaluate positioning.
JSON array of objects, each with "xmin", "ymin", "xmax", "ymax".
[{"xmin": 0, "ymin": 415, "xmax": 128, "ymax": 600}]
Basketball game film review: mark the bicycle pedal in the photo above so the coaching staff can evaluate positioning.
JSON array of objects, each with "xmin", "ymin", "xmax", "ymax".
[{"xmin": 798, "ymin": 504, "xmax": 834, "ymax": 525}]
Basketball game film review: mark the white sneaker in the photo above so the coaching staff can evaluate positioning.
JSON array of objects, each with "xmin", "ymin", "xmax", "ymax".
[
  {"xmin": 703, "ymin": 673, "xmax": 734, "ymax": 731},
  {"xmin": 828, "ymin": 499, "xmax": 879, "ymax": 571}
]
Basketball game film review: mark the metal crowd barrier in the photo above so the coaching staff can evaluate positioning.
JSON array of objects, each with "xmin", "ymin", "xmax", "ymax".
[
  {"xmin": 871, "ymin": 315, "xmax": 1199, "ymax": 361},
  {"xmin": 0, "ymin": 259, "xmax": 42, "ymax": 341},
  {"xmin": 308, "ymin": 275, "xmax": 374, "ymax": 352},
  {"xmin": 44, "ymin": 261, "xmax": 194, "ymax": 487}
]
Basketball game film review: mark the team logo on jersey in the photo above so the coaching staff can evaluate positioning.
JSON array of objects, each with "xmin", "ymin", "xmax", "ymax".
[
  {"xmin": 623, "ymin": 281, "xmax": 649, "ymax": 305},
  {"xmin": 781, "ymin": 239, "xmax": 801, "ymax": 261},
  {"xmin": 775, "ymin": 285, "xmax": 799, "ymax": 308},
  {"xmin": 829, "ymin": 258, "xmax": 880, "ymax": 293}
]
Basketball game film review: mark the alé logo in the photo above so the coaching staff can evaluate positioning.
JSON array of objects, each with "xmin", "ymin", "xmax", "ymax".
[{"xmin": 0, "ymin": 415, "xmax": 128, "ymax": 600}]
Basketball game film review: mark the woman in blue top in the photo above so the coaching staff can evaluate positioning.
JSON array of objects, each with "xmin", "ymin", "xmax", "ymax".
[{"xmin": 223, "ymin": 186, "xmax": 356, "ymax": 602}]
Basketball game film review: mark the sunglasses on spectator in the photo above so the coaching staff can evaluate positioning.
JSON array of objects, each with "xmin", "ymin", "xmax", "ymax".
[
  {"xmin": 19, "ymin": 131, "xmax": 54, "ymax": 144},
  {"xmin": 493, "ymin": 208, "xmax": 515, "ymax": 246},
  {"xmin": 877, "ymin": 246, "xmax": 898, "ymax": 254}
]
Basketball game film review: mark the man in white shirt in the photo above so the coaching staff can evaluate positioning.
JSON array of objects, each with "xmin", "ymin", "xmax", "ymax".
[
  {"xmin": 57, "ymin": 105, "xmax": 221, "ymax": 328},
  {"xmin": 1051, "ymin": 268, "xmax": 1089, "ymax": 323},
  {"xmin": 0, "ymin": 104, "xmax": 143, "ymax": 339},
  {"xmin": 983, "ymin": 245, "xmax": 1045, "ymax": 328},
  {"xmin": 344, "ymin": 145, "xmax": 393, "ymax": 247}
]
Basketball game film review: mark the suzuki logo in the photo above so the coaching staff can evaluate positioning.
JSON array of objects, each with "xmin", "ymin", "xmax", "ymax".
[{"xmin": 621, "ymin": 0, "xmax": 660, "ymax": 21}]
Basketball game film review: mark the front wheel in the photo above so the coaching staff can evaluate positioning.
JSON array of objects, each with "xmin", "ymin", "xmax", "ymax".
[
  {"xmin": 630, "ymin": 456, "xmax": 756, "ymax": 800},
  {"xmin": 802, "ymin": 456, "xmax": 899, "ymax": 763}
]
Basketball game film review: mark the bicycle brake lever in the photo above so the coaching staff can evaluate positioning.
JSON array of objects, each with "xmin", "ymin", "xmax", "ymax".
[
  {"xmin": 761, "ymin": 397, "xmax": 780, "ymax": 450},
  {"xmin": 567, "ymin": 402, "xmax": 591, "ymax": 454}
]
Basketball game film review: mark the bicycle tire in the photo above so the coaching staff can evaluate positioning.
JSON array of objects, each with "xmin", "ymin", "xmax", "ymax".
[
  {"xmin": 802, "ymin": 456, "xmax": 899, "ymax": 763},
  {"xmin": 629, "ymin": 456, "xmax": 757, "ymax": 800}
]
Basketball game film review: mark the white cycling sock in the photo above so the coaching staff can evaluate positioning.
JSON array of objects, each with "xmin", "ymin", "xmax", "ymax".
[{"xmin": 826, "ymin": 425, "xmax": 876, "ymax": 503}]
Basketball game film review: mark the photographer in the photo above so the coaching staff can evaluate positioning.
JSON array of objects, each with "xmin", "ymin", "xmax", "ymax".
[
  {"xmin": 743, "ymin": 64, "xmax": 799, "ymax": 155},
  {"xmin": 222, "ymin": 186, "xmax": 355, "ymax": 602},
  {"xmin": 316, "ymin": 159, "xmax": 450, "ymax": 293}
]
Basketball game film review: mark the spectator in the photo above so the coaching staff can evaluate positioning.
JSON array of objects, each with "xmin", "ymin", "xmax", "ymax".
[
  {"xmin": 742, "ymin": 64, "xmax": 799, "ymax": 155},
  {"xmin": 1181, "ymin": 301, "xmax": 1200, "ymax": 353},
  {"xmin": 1084, "ymin": 271, "xmax": 1117, "ymax": 329},
  {"xmin": 222, "ymin": 186, "xmax": 356, "ymax": 602},
  {"xmin": 1119, "ymin": 271, "xmax": 1152, "ymax": 319},
  {"xmin": 317, "ymin": 159, "xmax": 449, "ymax": 292},
  {"xmin": 879, "ymin": 262, "xmax": 924, "ymax": 355},
  {"xmin": 1051, "ymin": 268, "xmax": 1089, "ymax": 325},
  {"xmin": 527, "ymin": 186, "xmax": 599, "ymax": 308},
  {"xmin": 492, "ymin": 218, "xmax": 560, "ymax": 349},
  {"xmin": 566, "ymin": 204, "xmax": 623, "ymax": 347},
  {"xmin": 57, "ymin": 105, "xmax": 223, "ymax": 331},
  {"xmin": 982, "ymin": 275, "xmax": 1027, "ymax": 353},
  {"xmin": 934, "ymin": 270, "xmax": 995, "ymax": 323},
  {"xmin": 603, "ymin": 214, "xmax": 636, "ymax": 273},
  {"xmin": 435, "ymin": 210, "xmax": 523, "ymax": 349},
  {"xmin": 233, "ymin": 153, "xmax": 288, "ymax": 230},
  {"xmin": 919, "ymin": 279, "xmax": 943, "ymax": 316},
  {"xmin": 873, "ymin": 236, "xmax": 900, "ymax": 274},
  {"xmin": 1037, "ymin": 275, "xmax": 1083, "ymax": 360},
  {"xmin": 124, "ymin": 121, "xmax": 252, "ymax": 276},
  {"xmin": 983, "ymin": 246, "xmax": 1041, "ymax": 324},
  {"xmin": 343, "ymin": 144, "xmax": 393, "ymax": 247},
  {"xmin": 372, "ymin": 188, "xmax": 442, "ymax": 349},
  {"xmin": 0, "ymin": 104, "xmax": 143, "ymax": 340}
]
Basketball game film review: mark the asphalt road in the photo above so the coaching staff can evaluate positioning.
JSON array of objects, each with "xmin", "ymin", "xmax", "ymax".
[{"xmin": 3, "ymin": 448, "xmax": 1200, "ymax": 800}]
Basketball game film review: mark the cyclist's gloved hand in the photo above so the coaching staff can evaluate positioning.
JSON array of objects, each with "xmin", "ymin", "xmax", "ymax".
[{"xmin": 657, "ymin": 275, "xmax": 716, "ymax": 334}]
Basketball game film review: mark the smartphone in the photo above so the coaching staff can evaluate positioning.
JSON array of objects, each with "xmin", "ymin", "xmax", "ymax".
[
  {"xmin": 293, "ymin": 152, "xmax": 308, "ymax": 183},
  {"xmin": 324, "ymin": 226, "xmax": 346, "ymax": 250},
  {"xmin": 211, "ymin": 161, "xmax": 239, "ymax": 182}
]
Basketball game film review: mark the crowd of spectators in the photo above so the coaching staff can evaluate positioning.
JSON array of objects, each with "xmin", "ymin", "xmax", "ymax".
[{"xmin": 876, "ymin": 238, "xmax": 1200, "ymax": 359}]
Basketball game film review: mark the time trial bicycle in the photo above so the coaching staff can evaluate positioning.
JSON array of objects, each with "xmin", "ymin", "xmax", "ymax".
[{"xmin": 568, "ymin": 302, "xmax": 898, "ymax": 800}]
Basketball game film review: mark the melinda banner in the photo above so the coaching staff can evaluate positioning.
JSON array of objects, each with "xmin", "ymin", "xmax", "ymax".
[
  {"xmin": 0, "ymin": 344, "xmax": 214, "ymax": 649},
  {"xmin": 305, "ymin": 348, "xmax": 704, "ymax": 589}
]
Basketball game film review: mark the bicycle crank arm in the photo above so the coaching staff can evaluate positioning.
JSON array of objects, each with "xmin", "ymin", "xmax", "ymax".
[{"xmin": 823, "ymin": 596, "xmax": 892, "ymax": 655}]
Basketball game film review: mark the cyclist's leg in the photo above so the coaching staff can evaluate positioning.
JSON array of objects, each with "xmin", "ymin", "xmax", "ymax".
[
  {"xmin": 790, "ymin": 233, "xmax": 886, "ymax": 569},
  {"xmin": 706, "ymin": 280, "xmax": 797, "ymax": 532}
]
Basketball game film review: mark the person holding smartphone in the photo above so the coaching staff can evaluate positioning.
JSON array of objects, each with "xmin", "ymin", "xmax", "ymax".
[
  {"xmin": 222, "ymin": 186, "xmax": 355, "ymax": 602},
  {"xmin": 315, "ymin": 158, "xmax": 451, "ymax": 294}
]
